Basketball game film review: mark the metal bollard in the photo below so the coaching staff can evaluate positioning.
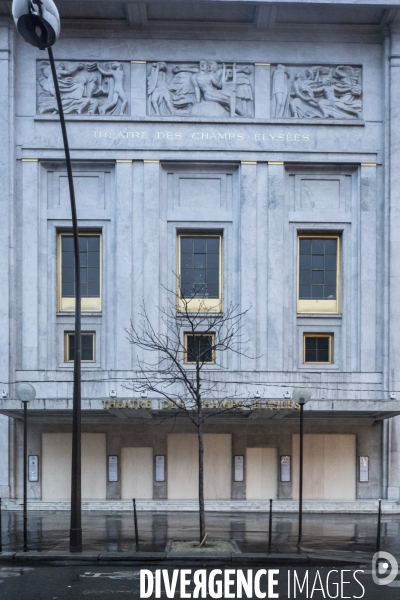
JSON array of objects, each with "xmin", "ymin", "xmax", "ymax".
[
  {"xmin": 376, "ymin": 499, "xmax": 382, "ymax": 553},
  {"xmin": 132, "ymin": 498, "xmax": 139, "ymax": 552},
  {"xmin": 268, "ymin": 498, "xmax": 273, "ymax": 553}
]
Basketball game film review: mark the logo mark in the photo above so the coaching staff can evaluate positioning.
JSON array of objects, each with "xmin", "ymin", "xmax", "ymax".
[{"xmin": 372, "ymin": 551, "xmax": 398, "ymax": 586}]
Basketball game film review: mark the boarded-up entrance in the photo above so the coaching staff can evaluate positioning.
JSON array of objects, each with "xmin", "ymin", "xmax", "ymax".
[
  {"xmin": 292, "ymin": 434, "xmax": 356, "ymax": 500},
  {"xmin": 167, "ymin": 433, "xmax": 232, "ymax": 499},
  {"xmin": 121, "ymin": 447, "xmax": 153, "ymax": 499},
  {"xmin": 246, "ymin": 448, "xmax": 278, "ymax": 500},
  {"xmin": 42, "ymin": 433, "xmax": 106, "ymax": 500}
]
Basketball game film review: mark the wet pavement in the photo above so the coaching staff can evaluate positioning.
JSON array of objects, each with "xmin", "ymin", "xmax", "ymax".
[{"xmin": 1, "ymin": 511, "xmax": 399, "ymax": 558}]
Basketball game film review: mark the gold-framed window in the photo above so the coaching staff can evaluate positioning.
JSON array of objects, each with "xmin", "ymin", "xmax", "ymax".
[
  {"xmin": 58, "ymin": 233, "xmax": 102, "ymax": 311},
  {"xmin": 184, "ymin": 332, "xmax": 216, "ymax": 364},
  {"xmin": 297, "ymin": 235, "xmax": 340, "ymax": 314},
  {"xmin": 303, "ymin": 333, "xmax": 333, "ymax": 364},
  {"xmin": 177, "ymin": 234, "xmax": 223, "ymax": 312},
  {"xmin": 64, "ymin": 331, "xmax": 96, "ymax": 363}
]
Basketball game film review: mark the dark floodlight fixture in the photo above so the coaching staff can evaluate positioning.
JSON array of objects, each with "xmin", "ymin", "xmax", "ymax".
[{"xmin": 12, "ymin": 0, "xmax": 60, "ymax": 50}]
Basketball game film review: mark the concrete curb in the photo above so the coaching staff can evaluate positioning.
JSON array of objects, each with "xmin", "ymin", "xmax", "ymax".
[{"xmin": 0, "ymin": 550, "xmax": 371, "ymax": 566}]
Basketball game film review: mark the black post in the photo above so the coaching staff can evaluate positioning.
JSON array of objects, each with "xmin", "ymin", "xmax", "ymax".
[
  {"xmin": 23, "ymin": 401, "xmax": 28, "ymax": 552},
  {"xmin": 133, "ymin": 498, "xmax": 139, "ymax": 552},
  {"xmin": 297, "ymin": 402, "xmax": 304, "ymax": 548},
  {"xmin": 47, "ymin": 47, "xmax": 82, "ymax": 553},
  {"xmin": 376, "ymin": 499, "xmax": 382, "ymax": 553},
  {"xmin": 0, "ymin": 498, "xmax": 2, "ymax": 553},
  {"xmin": 268, "ymin": 498, "xmax": 273, "ymax": 553}
]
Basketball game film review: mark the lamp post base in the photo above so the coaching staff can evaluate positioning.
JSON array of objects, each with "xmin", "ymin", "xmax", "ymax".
[{"xmin": 69, "ymin": 528, "xmax": 82, "ymax": 553}]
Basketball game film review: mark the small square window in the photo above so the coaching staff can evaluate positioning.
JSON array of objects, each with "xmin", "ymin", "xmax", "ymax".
[
  {"xmin": 178, "ymin": 234, "xmax": 222, "ymax": 312},
  {"xmin": 184, "ymin": 333, "xmax": 215, "ymax": 364},
  {"xmin": 58, "ymin": 233, "xmax": 102, "ymax": 311},
  {"xmin": 303, "ymin": 334, "xmax": 333, "ymax": 364},
  {"xmin": 298, "ymin": 235, "xmax": 340, "ymax": 314},
  {"xmin": 65, "ymin": 332, "xmax": 96, "ymax": 362}
]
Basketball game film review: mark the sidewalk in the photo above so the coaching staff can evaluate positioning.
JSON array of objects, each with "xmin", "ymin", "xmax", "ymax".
[{"xmin": 0, "ymin": 510, "xmax": 398, "ymax": 565}]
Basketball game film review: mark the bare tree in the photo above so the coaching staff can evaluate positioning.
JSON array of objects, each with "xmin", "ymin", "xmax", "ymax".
[{"xmin": 125, "ymin": 289, "xmax": 253, "ymax": 544}]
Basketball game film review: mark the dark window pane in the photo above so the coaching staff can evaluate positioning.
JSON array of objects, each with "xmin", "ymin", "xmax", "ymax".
[
  {"xmin": 181, "ymin": 238, "xmax": 193, "ymax": 253},
  {"xmin": 62, "ymin": 236, "xmax": 74, "ymax": 252},
  {"xmin": 194, "ymin": 254, "xmax": 206, "ymax": 268},
  {"xmin": 68, "ymin": 335, "xmax": 75, "ymax": 361},
  {"xmin": 312, "ymin": 255, "xmax": 324, "ymax": 269},
  {"xmin": 324, "ymin": 270, "xmax": 337, "ymax": 285},
  {"xmin": 82, "ymin": 334, "xmax": 94, "ymax": 361},
  {"xmin": 207, "ymin": 268, "xmax": 219, "ymax": 284},
  {"xmin": 63, "ymin": 267, "xmax": 75, "ymax": 283},
  {"xmin": 87, "ymin": 237, "xmax": 100, "ymax": 252},
  {"xmin": 62, "ymin": 282, "xmax": 74, "ymax": 297},
  {"xmin": 80, "ymin": 252, "xmax": 87, "ymax": 267},
  {"xmin": 207, "ymin": 283, "xmax": 219, "ymax": 298},
  {"xmin": 88, "ymin": 281, "xmax": 100, "ymax": 296},
  {"xmin": 193, "ymin": 283, "xmax": 206, "ymax": 296},
  {"xmin": 88, "ymin": 251, "xmax": 100, "ymax": 267},
  {"xmin": 317, "ymin": 348, "xmax": 329, "ymax": 362},
  {"xmin": 318, "ymin": 337, "xmax": 329, "ymax": 350},
  {"xmin": 324, "ymin": 286, "xmax": 336, "ymax": 299},
  {"xmin": 325, "ymin": 239, "xmax": 337, "ymax": 254},
  {"xmin": 180, "ymin": 283, "xmax": 192, "ymax": 298},
  {"xmin": 312, "ymin": 239, "xmax": 325, "ymax": 254},
  {"xmin": 299, "ymin": 255, "xmax": 311, "ymax": 270},
  {"xmin": 79, "ymin": 237, "xmax": 88, "ymax": 251},
  {"xmin": 88, "ymin": 267, "xmax": 100, "ymax": 283},
  {"xmin": 194, "ymin": 238, "xmax": 207, "ymax": 253},
  {"xmin": 311, "ymin": 285, "xmax": 324, "ymax": 299},
  {"xmin": 311, "ymin": 270, "xmax": 324, "ymax": 284},
  {"xmin": 299, "ymin": 285, "xmax": 311, "ymax": 299},
  {"xmin": 299, "ymin": 270, "xmax": 311, "ymax": 285},
  {"xmin": 180, "ymin": 269, "xmax": 192, "ymax": 284},
  {"xmin": 300, "ymin": 239, "xmax": 312, "ymax": 255},
  {"xmin": 187, "ymin": 335, "xmax": 213, "ymax": 363},
  {"xmin": 194, "ymin": 270, "xmax": 206, "ymax": 283},
  {"xmin": 325, "ymin": 254, "xmax": 337, "ymax": 270},
  {"xmin": 81, "ymin": 283, "xmax": 88, "ymax": 297},
  {"xmin": 181, "ymin": 254, "xmax": 193, "ymax": 268},
  {"xmin": 206, "ymin": 253, "xmax": 219, "ymax": 268},
  {"xmin": 207, "ymin": 238, "xmax": 219, "ymax": 253},
  {"xmin": 80, "ymin": 268, "xmax": 87, "ymax": 283},
  {"xmin": 63, "ymin": 251, "xmax": 74, "ymax": 268},
  {"xmin": 305, "ymin": 348, "xmax": 317, "ymax": 362},
  {"xmin": 305, "ymin": 337, "xmax": 317, "ymax": 352}
]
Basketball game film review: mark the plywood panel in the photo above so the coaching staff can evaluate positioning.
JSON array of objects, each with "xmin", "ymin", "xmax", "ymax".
[
  {"xmin": 204, "ymin": 434, "xmax": 232, "ymax": 499},
  {"xmin": 42, "ymin": 433, "xmax": 106, "ymax": 500},
  {"xmin": 121, "ymin": 447, "xmax": 153, "ymax": 499},
  {"xmin": 293, "ymin": 434, "xmax": 356, "ymax": 500},
  {"xmin": 168, "ymin": 433, "xmax": 232, "ymax": 499},
  {"xmin": 246, "ymin": 448, "xmax": 278, "ymax": 500},
  {"xmin": 168, "ymin": 434, "xmax": 198, "ymax": 499},
  {"xmin": 82, "ymin": 434, "xmax": 107, "ymax": 500}
]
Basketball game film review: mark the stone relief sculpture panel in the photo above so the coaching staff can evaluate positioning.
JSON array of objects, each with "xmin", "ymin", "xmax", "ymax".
[
  {"xmin": 147, "ymin": 61, "xmax": 254, "ymax": 117},
  {"xmin": 271, "ymin": 64, "xmax": 362, "ymax": 119},
  {"xmin": 37, "ymin": 61, "xmax": 129, "ymax": 116}
]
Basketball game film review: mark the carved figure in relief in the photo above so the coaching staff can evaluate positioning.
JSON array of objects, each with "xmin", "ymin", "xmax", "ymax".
[
  {"xmin": 37, "ymin": 61, "xmax": 128, "ymax": 116},
  {"xmin": 271, "ymin": 64, "xmax": 362, "ymax": 119},
  {"xmin": 147, "ymin": 60, "xmax": 254, "ymax": 117},
  {"xmin": 147, "ymin": 62, "xmax": 174, "ymax": 116},
  {"xmin": 272, "ymin": 64, "xmax": 290, "ymax": 118}
]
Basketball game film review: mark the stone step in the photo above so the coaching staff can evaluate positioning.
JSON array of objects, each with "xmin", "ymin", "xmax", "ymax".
[{"xmin": 3, "ymin": 499, "xmax": 400, "ymax": 513}]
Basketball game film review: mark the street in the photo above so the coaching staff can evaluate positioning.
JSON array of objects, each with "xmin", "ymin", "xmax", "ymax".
[{"xmin": 0, "ymin": 563, "xmax": 400, "ymax": 600}]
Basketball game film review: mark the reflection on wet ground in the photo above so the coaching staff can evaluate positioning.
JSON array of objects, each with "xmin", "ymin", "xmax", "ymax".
[{"xmin": 1, "ymin": 511, "xmax": 399, "ymax": 556}]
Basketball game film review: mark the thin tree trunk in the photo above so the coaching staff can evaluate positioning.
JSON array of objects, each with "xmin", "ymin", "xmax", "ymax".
[{"xmin": 197, "ymin": 401, "xmax": 206, "ymax": 544}]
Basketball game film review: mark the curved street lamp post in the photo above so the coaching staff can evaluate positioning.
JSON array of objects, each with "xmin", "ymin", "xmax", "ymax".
[
  {"xmin": 12, "ymin": 0, "xmax": 82, "ymax": 552},
  {"xmin": 292, "ymin": 386, "xmax": 311, "ymax": 548}
]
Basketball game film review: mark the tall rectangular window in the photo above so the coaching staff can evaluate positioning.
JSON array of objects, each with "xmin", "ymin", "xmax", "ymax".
[
  {"xmin": 58, "ymin": 233, "xmax": 102, "ymax": 311},
  {"xmin": 297, "ymin": 235, "xmax": 340, "ymax": 313},
  {"xmin": 178, "ymin": 234, "xmax": 222, "ymax": 312}
]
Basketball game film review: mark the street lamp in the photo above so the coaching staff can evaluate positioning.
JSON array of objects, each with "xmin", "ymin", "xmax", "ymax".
[
  {"xmin": 16, "ymin": 383, "xmax": 36, "ymax": 552},
  {"xmin": 292, "ymin": 386, "xmax": 311, "ymax": 548},
  {"xmin": 12, "ymin": 0, "xmax": 82, "ymax": 552}
]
